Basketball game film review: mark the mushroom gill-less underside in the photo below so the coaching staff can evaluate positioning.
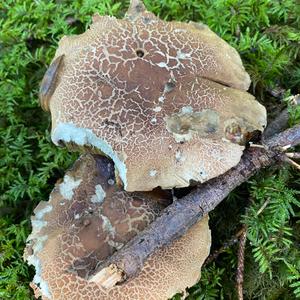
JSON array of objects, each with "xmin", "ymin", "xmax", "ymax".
[
  {"xmin": 40, "ymin": 0, "xmax": 267, "ymax": 191},
  {"xmin": 24, "ymin": 154, "xmax": 211, "ymax": 300}
]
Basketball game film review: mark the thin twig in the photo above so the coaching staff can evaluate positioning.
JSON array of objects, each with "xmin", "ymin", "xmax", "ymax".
[
  {"xmin": 281, "ymin": 144, "xmax": 292, "ymax": 151},
  {"xmin": 204, "ymin": 227, "xmax": 245, "ymax": 266},
  {"xmin": 286, "ymin": 152, "xmax": 300, "ymax": 159},
  {"xmin": 256, "ymin": 197, "xmax": 270, "ymax": 216},
  {"xmin": 284, "ymin": 156, "xmax": 300, "ymax": 171},
  {"xmin": 236, "ymin": 226, "xmax": 247, "ymax": 300},
  {"xmin": 249, "ymin": 143, "xmax": 266, "ymax": 149}
]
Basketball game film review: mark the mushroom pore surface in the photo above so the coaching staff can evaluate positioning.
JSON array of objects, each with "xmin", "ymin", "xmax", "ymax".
[
  {"xmin": 42, "ymin": 0, "xmax": 267, "ymax": 191},
  {"xmin": 24, "ymin": 154, "xmax": 211, "ymax": 300}
]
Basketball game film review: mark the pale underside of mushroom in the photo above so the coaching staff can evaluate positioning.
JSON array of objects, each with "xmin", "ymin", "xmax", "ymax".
[
  {"xmin": 24, "ymin": 154, "xmax": 211, "ymax": 300},
  {"xmin": 40, "ymin": 0, "xmax": 267, "ymax": 191}
]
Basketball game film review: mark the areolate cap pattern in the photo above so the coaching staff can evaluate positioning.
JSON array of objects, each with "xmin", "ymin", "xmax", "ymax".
[
  {"xmin": 24, "ymin": 154, "xmax": 211, "ymax": 300},
  {"xmin": 41, "ymin": 0, "xmax": 267, "ymax": 191}
]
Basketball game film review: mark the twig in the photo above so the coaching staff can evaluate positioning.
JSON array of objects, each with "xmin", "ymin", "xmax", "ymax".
[
  {"xmin": 249, "ymin": 143, "xmax": 266, "ymax": 149},
  {"xmin": 236, "ymin": 226, "xmax": 247, "ymax": 300},
  {"xmin": 204, "ymin": 227, "xmax": 245, "ymax": 266},
  {"xmin": 281, "ymin": 144, "xmax": 292, "ymax": 151},
  {"xmin": 286, "ymin": 152, "xmax": 300, "ymax": 159},
  {"xmin": 88, "ymin": 124, "xmax": 300, "ymax": 285},
  {"xmin": 284, "ymin": 156, "xmax": 300, "ymax": 171},
  {"xmin": 256, "ymin": 197, "xmax": 270, "ymax": 216}
]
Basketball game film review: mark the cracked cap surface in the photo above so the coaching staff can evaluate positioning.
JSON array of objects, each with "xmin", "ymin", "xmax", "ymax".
[
  {"xmin": 24, "ymin": 154, "xmax": 211, "ymax": 300},
  {"xmin": 41, "ymin": 0, "xmax": 267, "ymax": 191}
]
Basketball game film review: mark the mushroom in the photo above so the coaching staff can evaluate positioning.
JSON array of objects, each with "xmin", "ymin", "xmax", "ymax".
[
  {"xmin": 24, "ymin": 154, "xmax": 211, "ymax": 300},
  {"xmin": 40, "ymin": 0, "xmax": 266, "ymax": 191}
]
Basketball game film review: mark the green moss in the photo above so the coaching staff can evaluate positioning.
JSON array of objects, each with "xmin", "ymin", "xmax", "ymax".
[{"xmin": 0, "ymin": 0, "xmax": 299, "ymax": 299}]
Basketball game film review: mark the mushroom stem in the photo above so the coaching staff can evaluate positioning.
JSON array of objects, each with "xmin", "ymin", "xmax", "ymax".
[{"xmin": 91, "ymin": 124, "xmax": 300, "ymax": 284}]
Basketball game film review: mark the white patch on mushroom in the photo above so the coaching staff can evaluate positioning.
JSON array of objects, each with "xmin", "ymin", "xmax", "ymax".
[
  {"xmin": 150, "ymin": 117, "xmax": 157, "ymax": 124},
  {"xmin": 172, "ymin": 132, "xmax": 194, "ymax": 143},
  {"xmin": 59, "ymin": 175, "xmax": 82, "ymax": 200},
  {"xmin": 74, "ymin": 214, "xmax": 80, "ymax": 220},
  {"xmin": 153, "ymin": 106, "xmax": 162, "ymax": 112},
  {"xmin": 101, "ymin": 215, "xmax": 116, "ymax": 237},
  {"xmin": 173, "ymin": 28, "xmax": 187, "ymax": 33},
  {"xmin": 91, "ymin": 184, "xmax": 106, "ymax": 204},
  {"xmin": 35, "ymin": 205, "xmax": 53, "ymax": 220},
  {"xmin": 26, "ymin": 235, "xmax": 52, "ymax": 299},
  {"xmin": 149, "ymin": 169, "xmax": 157, "ymax": 177},
  {"xmin": 175, "ymin": 150, "xmax": 186, "ymax": 162},
  {"xmin": 108, "ymin": 179, "xmax": 115, "ymax": 185},
  {"xmin": 31, "ymin": 220, "xmax": 47, "ymax": 232},
  {"xmin": 52, "ymin": 122, "xmax": 128, "ymax": 189},
  {"xmin": 176, "ymin": 50, "xmax": 191, "ymax": 60},
  {"xmin": 157, "ymin": 62, "xmax": 167, "ymax": 68},
  {"xmin": 181, "ymin": 106, "xmax": 193, "ymax": 114},
  {"xmin": 158, "ymin": 96, "xmax": 165, "ymax": 103}
]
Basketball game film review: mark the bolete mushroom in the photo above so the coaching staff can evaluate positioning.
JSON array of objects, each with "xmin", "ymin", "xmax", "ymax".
[
  {"xmin": 24, "ymin": 154, "xmax": 211, "ymax": 300},
  {"xmin": 40, "ymin": 0, "xmax": 266, "ymax": 191}
]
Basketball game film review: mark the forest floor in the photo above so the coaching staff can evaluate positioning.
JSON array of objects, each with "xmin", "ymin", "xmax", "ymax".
[{"xmin": 0, "ymin": 1, "xmax": 300, "ymax": 299}]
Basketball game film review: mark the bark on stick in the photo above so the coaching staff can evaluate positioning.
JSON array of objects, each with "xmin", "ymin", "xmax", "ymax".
[{"xmin": 91, "ymin": 124, "xmax": 300, "ymax": 284}]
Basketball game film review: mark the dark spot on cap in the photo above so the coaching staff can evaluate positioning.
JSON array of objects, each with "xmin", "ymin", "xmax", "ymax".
[
  {"xmin": 164, "ymin": 81, "xmax": 176, "ymax": 93},
  {"xmin": 57, "ymin": 139, "xmax": 66, "ymax": 147},
  {"xmin": 142, "ymin": 17, "xmax": 151, "ymax": 24},
  {"xmin": 136, "ymin": 49, "xmax": 145, "ymax": 57},
  {"xmin": 205, "ymin": 123, "xmax": 217, "ymax": 134}
]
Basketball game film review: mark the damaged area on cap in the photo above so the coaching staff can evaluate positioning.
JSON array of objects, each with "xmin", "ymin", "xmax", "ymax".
[
  {"xmin": 52, "ymin": 122, "xmax": 128, "ymax": 189},
  {"xmin": 43, "ymin": 0, "xmax": 266, "ymax": 191},
  {"xmin": 39, "ymin": 55, "xmax": 65, "ymax": 112},
  {"xmin": 91, "ymin": 184, "xmax": 106, "ymax": 203},
  {"xmin": 24, "ymin": 153, "xmax": 211, "ymax": 300},
  {"xmin": 25, "ymin": 234, "xmax": 51, "ymax": 299},
  {"xmin": 165, "ymin": 107, "xmax": 220, "ymax": 143},
  {"xmin": 59, "ymin": 174, "xmax": 82, "ymax": 200}
]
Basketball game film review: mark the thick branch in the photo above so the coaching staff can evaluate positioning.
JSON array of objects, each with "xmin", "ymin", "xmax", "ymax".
[{"xmin": 90, "ymin": 124, "xmax": 300, "ymax": 284}]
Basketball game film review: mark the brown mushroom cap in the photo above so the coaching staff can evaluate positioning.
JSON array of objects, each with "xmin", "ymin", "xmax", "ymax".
[
  {"xmin": 24, "ymin": 154, "xmax": 211, "ymax": 300},
  {"xmin": 42, "ymin": 0, "xmax": 266, "ymax": 191}
]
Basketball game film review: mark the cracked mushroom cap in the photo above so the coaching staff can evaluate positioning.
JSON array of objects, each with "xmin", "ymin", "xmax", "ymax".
[
  {"xmin": 24, "ymin": 154, "xmax": 211, "ymax": 300},
  {"xmin": 40, "ymin": 0, "xmax": 266, "ymax": 191}
]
